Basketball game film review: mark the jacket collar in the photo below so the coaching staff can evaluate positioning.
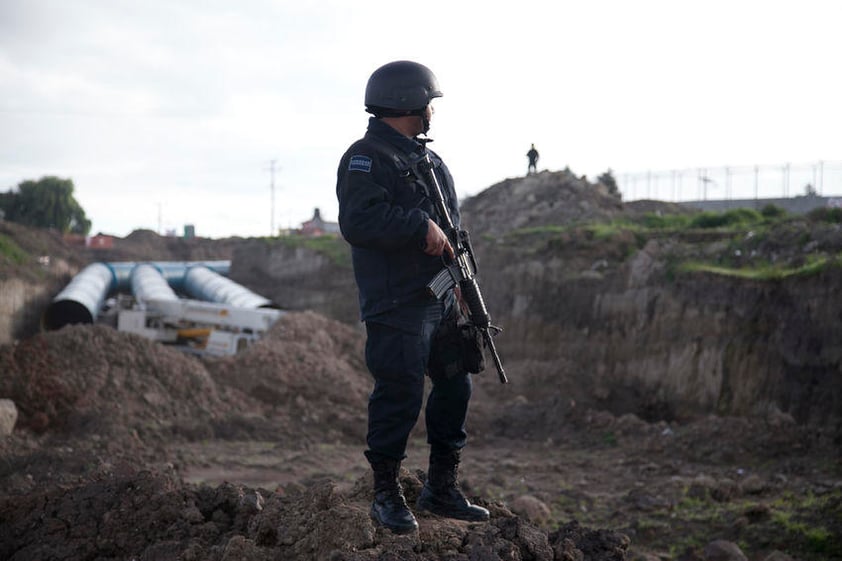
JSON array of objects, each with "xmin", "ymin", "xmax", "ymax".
[{"xmin": 366, "ymin": 117, "xmax": 425, "ymax": 156}]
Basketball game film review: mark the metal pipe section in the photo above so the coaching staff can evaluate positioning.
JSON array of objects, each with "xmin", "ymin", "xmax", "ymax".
[
  {"xmin": 108, "ymin": 260, "xmax": 230, "ymax": 292},
  {"xmin": 146, "ymin": 260, "xmax": 230, "ymax": 293},
  {"xmin": 43, "ymin": 260, "xmax": 240, "ymax": 330},
  {"xmin": 42, "ymin": 263, "xmax": 117, "ymax": 330},
  {"xmin": 183, "ymin": 265, "xmax": 276, "ymax": 309},
  {"xmin": 130, "ymin": 263, "xmax": 179, "ymax": 306}
]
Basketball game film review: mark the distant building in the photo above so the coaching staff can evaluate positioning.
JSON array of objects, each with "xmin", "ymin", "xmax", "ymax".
[
  {"xmin": 86, "ymin": 234, "xmax": 114, "ymax": 249},
  {"xmin": 300, "ymin": 208, "xmax": 340, "ymax": 237},
  {"xmin": 63, "ymin": 233, "xmax": 86, "ymax": 247},
  {"xmin": 63, "ymin": 233, "xmax": 114, "ymax": 249}
]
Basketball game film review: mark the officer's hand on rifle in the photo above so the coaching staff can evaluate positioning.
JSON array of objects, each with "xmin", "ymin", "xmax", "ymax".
[{"xmin": 423, "ymin": 219, "xmax": 454, "ymax": 259}]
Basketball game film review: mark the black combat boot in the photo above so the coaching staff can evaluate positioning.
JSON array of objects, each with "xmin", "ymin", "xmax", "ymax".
[
  {"xmin": 416, "ymin": 450, "xmax": 490, "ymax": 522},
  {"xmin": 370, "ymin": 459, "xmax": 418, "ymax": 534}
]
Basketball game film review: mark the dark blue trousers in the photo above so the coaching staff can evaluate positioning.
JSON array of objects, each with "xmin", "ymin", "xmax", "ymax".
[{"xmin": 363, "ymin": 297, "xmax": 472, "ymax": 463}]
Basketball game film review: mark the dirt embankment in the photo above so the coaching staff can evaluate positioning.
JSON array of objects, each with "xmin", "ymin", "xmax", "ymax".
[
  {"xmin": 476, "ymin": 239, "xmax": 842, "ymax": 432},
  {"xmin": 0, "ymin": 220, "xmax": 81, "ymax": 342},
  {"xmin": 229, "ymin": 238, "xmax": 360, "ymax": 325},
  {"xmin": 447, "ymin": 170, "xmax": 842, "ymax": 436}
]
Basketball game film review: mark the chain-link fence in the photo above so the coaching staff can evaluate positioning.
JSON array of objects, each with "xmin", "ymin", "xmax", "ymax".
[{"xmin": 618, "ymin": 160, "xmax": 842, "ymax": 202}]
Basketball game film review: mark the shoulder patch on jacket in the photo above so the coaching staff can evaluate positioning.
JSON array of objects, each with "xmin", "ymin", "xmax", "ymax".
[{"xmin": 349, "ymin": 155, "xmax": 372, "ymax": 173}]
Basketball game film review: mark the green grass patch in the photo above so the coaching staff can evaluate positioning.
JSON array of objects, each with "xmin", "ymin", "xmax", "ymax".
[
  {"xmin": 629, "ymin": 208, "xmax": 779, "ymax": 232},
  {"xmin": 759, "ymin": 203, "xmax": 788, "ymax": 219},
  {"xmin": 498, "ymin": 208, "xmax": 806, "ymax": 276},
  {"xmin": 601, "ymin": 431, "xmax": 618, "ymax": 447},
  {"xmin": 688, "ymin": 208, "xmax": 765, "ymax": 229},
  {"xmin": 545, "ymin": 485, "xmax": 840, "ymax": 561},
  {"xmin": 0, "ymin": 233, "xmax": 29, "ymax": 264},
  {"xmin": 505, "ymin": 224, "xmax": 570, "ymax": 238},
  {"xmin": 679, "ymin": 254, "xmax": 840, "ymax": 280},
  {"xmin": 637, "ymin": 213, "xmax": 692, "ymax": 230},
  {"xmin": 770, "ymin": 502, "xmax": 839, "ymax": 556},
  {"xmin": 807, "ymin": 206, "xmax": 842, "ymax": 224},
  {"xmin": 585, "ymin": 222, "xmax": 635, "ymax": 240},
  {"xmin": 506, "ymin": 207, "xmax": 787, "ymax": 242},
  {"xmin": 600, "ymin": 486, "xmax": 842, "ymax": 561}
]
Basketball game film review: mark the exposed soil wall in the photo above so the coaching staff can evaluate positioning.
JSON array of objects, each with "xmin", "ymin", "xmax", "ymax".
[
  {"xmin": 476, "ymin": 236, "xmax": 842, "ymax": 432},
  {"xmin": 0, "ymin": 279, "xmax": 54, "ymax": 343},
  {"xmin": 229, "ymin": 238, "xmax": 360, "ymax": 325}
]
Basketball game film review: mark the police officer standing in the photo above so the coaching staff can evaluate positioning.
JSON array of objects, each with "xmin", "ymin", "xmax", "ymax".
[
  {"xmin": 336, "ymin": 61, "xmax": 489, "ymax": 534},
  {"xmin": 527, "ymin": 144, "xmax": 539, "ymax": 175}
]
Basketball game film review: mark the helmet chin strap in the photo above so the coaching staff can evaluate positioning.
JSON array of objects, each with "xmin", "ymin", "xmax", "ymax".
[
  {"xmin": 415, "ymin": 114, "xmax": 433, "ymax": 145},
  {"xmin": 420, "ymin": 114, "xmax": 431, "ymax": 135},
  {"xmin": 409, "ymin": 106, "xmax": 431, "ymax": 136}
]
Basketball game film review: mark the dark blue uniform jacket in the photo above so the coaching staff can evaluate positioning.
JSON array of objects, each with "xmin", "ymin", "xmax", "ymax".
[{"xmin": 336, "ymin": 117, "xmax": 460, "ymax": 322}]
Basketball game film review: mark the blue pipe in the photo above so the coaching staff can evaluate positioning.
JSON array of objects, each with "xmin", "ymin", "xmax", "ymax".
[
  {"xmin": 183, "ymin": 265, "xmax": 275, "ymax": 309},
  {"xmin": 107, "ymin": 260, "xmax": 230, "ymax": 292},
  {"xmin": 42, "ymin": 260, "xmax": 254, "ymax": 330},
  {"xmin": 130, "ymin": 263, "xmax": 179, "ymax": 305},
  {"xmin": 42, "ymin": 263, "xmax": 117, "ymax": 330}
]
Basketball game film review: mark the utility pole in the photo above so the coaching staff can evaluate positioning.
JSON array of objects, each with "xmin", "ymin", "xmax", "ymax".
[
  {"xmin": 671, "ymin": 170, "xmax": 677, "ymax": 201},
  {"xmin": 699, "ymin": 169, "xmax": 713, "ymax": 200},
  {"xmin": 783, "ymin": 163, "xmax": 790, "ymax": 197},
  {"xmin": 725, "ymin": 167, "xmax": 731, "ymax": 200},
  {"xmin": 265, "ymin": 159, "xmax": 279, "ymax": 236},
  {"xmin": 819, "ymin": 160, "xmax": 824, "ymax": 194}
]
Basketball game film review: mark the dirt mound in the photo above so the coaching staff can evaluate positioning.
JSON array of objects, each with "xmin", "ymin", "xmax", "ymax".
[
  {"xmin": 204, "ymin": 310, "xmax": 370, "ymax": 444},
  {"xmin": 0, "ymin": 311, "xmax": 373, "ymax": 493},
  {"xmin": 0, "ymin": 324, "xmax": 226, "ymax": 436},
  {"xmin": 460, "ymin": 170, "xmax": 624, "ymax": 236},
  {"xmin": 0, "ymin": 464, "xmax": 629, "ymax": 561},
  {"xmin": 0, "ymin": 311, "xmax": 371, "ymax": 442}
]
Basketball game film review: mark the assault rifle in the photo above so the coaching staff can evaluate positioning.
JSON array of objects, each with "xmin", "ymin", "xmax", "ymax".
[{"xmin": 418, "ymin": 153, "xmax": 508, "ymax": 384}]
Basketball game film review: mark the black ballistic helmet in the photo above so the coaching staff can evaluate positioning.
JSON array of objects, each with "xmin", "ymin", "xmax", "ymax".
[{"xmin": 365, "ymin": 60, "xmax": 443, "ymax": 115}]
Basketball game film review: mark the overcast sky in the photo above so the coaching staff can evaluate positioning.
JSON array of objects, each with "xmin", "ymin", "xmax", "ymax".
[{"xmin": 2, "ymin": 1, "xmax": 841, "ymax": 238}]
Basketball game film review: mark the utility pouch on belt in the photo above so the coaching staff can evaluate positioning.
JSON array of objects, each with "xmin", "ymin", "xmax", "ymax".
[{"xmin": 428, "ymin": 309, "xmax": 486, "ymax": 379}]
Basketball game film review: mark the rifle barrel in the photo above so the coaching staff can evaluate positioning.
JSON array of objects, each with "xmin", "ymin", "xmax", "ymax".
[{"xmin": 484, "ymin": 331, "xmax": 508, "ymax": 384}]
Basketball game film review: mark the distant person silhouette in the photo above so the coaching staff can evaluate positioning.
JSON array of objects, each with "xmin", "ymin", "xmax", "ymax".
[{"xmin": 526, "ymin": 144, "xmax": 539, "ymax": 175}]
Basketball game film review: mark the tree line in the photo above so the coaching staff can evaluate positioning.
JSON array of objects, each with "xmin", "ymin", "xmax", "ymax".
[{"xmin": 0, "ymin": 176, "xmax": 91, "ymax": 235}]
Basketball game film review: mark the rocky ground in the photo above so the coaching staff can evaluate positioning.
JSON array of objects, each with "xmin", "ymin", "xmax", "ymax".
[{"xmin": 0, "ymin": 311, "xmax": 839, "ymax": 561}]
